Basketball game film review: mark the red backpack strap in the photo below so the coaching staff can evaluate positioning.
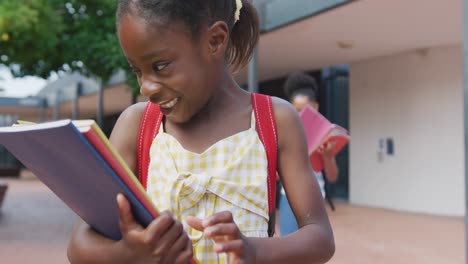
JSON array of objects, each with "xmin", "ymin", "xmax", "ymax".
[
  {"xmin": 251, "ymin": 93, "xmax": 278, "ymax": 237},
  {"xmin": 137, "ymin": 102, "xmax": 163, "ymax": 189}
]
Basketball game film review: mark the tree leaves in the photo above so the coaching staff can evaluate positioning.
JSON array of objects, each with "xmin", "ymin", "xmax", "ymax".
[{"xmin": 0, "ymin": 0, "xmax": 137, "ymax": 94}]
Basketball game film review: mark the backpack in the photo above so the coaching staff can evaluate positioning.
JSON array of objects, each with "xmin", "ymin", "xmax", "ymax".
[{"xmin": 137, "ymin": 93, "xmax": 278, "ymax": 236}]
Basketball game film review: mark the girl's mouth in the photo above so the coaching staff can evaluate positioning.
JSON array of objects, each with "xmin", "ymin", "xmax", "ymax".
[{"xmin": 159, "ymin": 97, "xmax": 179, "ymax": 109}]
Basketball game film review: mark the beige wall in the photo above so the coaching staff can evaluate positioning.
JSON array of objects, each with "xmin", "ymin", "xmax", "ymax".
[{"xmin": 349, "ymin": 45, "xmax": 465, "ymax": 216}]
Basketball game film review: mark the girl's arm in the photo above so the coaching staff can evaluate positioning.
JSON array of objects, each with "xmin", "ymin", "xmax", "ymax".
[
  {"xmin": 253, "ymin": 97, "xmax": 335, "ymax": 264},
  {"xmin": 67, "ymin": 103, "xmax": 192, "ymax": 264},
  {"xmin": 321, "ymin": 142, "xmax": 339, "ymax": 183}
]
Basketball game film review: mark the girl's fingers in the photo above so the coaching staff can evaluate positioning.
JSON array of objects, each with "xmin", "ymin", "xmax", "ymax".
[
  {"xmin": 204, "ymin": 223, "xmax": 239, "ymax": 239},
  {"xmin": 186, "ymin": 216, "xmax": 204, "ymax": 231},
  {"xmin": 202, "ymin": 211, "xmax": 234, "ymax": 228},
  {"xmin": 163, "ymin": 227, "xmax": 189, "ymax": 264},
  {"xmin": 151, "ymin": 219, "xmax": 184, "ymax": 256},
  {"xmin": 117, "ymin": 194, "xmax": 143, "ymax": 235},
  {"xmin": 143, "ymin": 211, "xmax": 176, "ymax": 245},
  {"xmin": 327, "ymin": 141, "xmax": 336, "ymax": 149},
  {"xmin": 175, "ymin": 238, "xmax": 194, "ymax": 264},
  {"xmin": 214, "ymin": 240, "xmax": 244, "ymax": 254}
]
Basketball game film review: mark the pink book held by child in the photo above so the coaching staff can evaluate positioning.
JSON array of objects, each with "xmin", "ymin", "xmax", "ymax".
[{"xmin": 299, "ymin": 105, "xmax": 350, "ymax": 172}]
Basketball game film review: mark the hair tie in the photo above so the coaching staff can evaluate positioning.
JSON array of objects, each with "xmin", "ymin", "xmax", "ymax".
[{"xmin": 234, "ymin": 0, "xmax": 243, "ymax": 23}]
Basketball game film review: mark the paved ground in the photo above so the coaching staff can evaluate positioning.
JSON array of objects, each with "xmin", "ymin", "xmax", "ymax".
[
  {"xmin": 0, "ymin": 178, "xmax": 77, "ymax": 263},
  {"xmin": 327, "ymin": 203, "xmax": 464, "ymax": 264},
  {"xmin": 0, "ymin": 178, "xmax": 464, "ymax": 263}
]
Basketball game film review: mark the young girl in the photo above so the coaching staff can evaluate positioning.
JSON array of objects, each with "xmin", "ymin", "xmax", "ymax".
[
  {"xmin": 284, "ymin": 72, "xmax": 339, "ymax": 198},
  {"xmin": 278, "ymin": 72, "xmax": 339, "ymax": 236},
  {"xmin": 67, "ymin": 1, "xmax": 334, "ymax": 263}
]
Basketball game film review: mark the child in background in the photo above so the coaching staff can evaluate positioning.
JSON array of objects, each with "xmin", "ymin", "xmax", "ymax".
[
  {"xmin": 279, "ymin": 72, "xmax": 339, "ymax": 236},
  {"xmin": 67, "ymin": 1, "xmax": 334, "ymax": 263}
]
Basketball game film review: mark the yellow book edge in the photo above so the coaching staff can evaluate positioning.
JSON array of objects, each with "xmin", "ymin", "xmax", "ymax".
[
  {"xmin": 87, "ymin": 122, "xmax": 159, "ymax": 214},
  {"xmin": 14, "ymin": 120, "xmax": 36, "ymax": 125}
]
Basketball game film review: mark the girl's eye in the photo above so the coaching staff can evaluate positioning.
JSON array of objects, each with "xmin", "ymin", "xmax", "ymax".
[
  {"xmin": 128, "ymin": 64, "xmax": 141, "ymax": 75},
  {"xmin": 152, "ymin": 62, "xmax": 170, "ymax": 72},
  {"xmin": 131, "ymin": 68, "xmax": 142, "ymax": 77}
]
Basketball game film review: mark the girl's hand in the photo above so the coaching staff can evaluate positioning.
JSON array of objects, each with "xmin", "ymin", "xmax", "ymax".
[
  {"xmin": 116, "ymin": 194, "xmax": 193, "ymax": 264},
  {"xmin": 187, "ymin": 211, "xmax": 256, "ymax": 264},
  {"xmin": 318, "ymin": 141, "xmax": 336, "ymax": 160}
]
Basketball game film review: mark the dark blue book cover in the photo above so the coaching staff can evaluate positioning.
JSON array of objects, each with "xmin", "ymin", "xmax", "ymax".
[{"xmin": 0, "ymin": 120, "xmax": 154, "ymax": 240}]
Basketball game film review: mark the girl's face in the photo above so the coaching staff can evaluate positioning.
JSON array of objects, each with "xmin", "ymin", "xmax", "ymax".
[
  {"xmin": 118, "ymin": 15, "xmax": 223, "ymax": 123},
  {"xmin": 291, "ymin": 94, "xmax": 319, "ymax": 112}
]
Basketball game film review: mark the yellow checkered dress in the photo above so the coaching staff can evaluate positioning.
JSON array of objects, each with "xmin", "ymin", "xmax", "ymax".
[{"xmin": 146, "ymin": 113, "xmax": 269, "ymax": 264}]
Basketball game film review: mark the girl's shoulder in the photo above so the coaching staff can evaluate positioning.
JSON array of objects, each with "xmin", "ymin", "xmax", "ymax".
[
  {"xmin": 115, "ymin": 102, "xmax": 148, "ymax": 127},
  {"xmin": 270, "ymin": 96, "xmax": 300, "ymax": 127},
  {"xmin": 123, "ymin": 102, "xmax": 148, "ymax": 119},
  {"xmin": 109, "ymin": 102, "xmax": 149, "ymax": 173},
  {"xmin": 110, "ymin": 102, "xmax": 148, "ymax": 145},
  {"xmin": 269, "ymin": 96, "xmax": 304, "ymax": 149}
]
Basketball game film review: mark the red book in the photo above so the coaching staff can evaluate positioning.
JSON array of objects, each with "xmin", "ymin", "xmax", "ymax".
[
  {"xmin": 75, "ymin": 121, "xmax": 159, "ymax": 219},
  {"xmin": 299, "ymin": 106, "xmax": 350, "ymax": 172}
]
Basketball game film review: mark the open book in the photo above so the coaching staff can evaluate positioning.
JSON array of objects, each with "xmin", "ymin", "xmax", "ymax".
[
  {"xmin": 299, "ymin": 106, "xmax": 350, "ymax": 172},
  {"xmin": 0, "ymin": 119, "xmax": 158, "ymax": 240}
]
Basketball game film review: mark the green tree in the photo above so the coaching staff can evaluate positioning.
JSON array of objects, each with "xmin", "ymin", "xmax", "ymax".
[{"xmin": 0, "ymin": 0, "xmax": 137, "ymax": 93}]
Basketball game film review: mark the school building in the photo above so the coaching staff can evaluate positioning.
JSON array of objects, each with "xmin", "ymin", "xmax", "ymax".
[{"xmin": 0, "ymin": 0, "xmax": 465, "ymax": 218}]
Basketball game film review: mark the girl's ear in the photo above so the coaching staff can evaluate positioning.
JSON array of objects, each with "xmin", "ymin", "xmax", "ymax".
[{"xmin": 204, "ymin": 21, "xmax": 229, "ymax": 59}]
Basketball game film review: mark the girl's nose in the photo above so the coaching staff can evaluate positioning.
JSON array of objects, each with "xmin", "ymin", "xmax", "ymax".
[{"xmin": 139, "ymin": 76, "xmax": 162, "ymax": 97}]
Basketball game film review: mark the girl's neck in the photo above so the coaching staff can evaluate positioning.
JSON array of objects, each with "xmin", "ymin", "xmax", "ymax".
[
  {"xmin": 187, "ymin": 73, "xmax": 249, "ymax": 125},
  {"xmin": 164, "ymin": 72, "xmax": 252, "ymax": 153}
]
